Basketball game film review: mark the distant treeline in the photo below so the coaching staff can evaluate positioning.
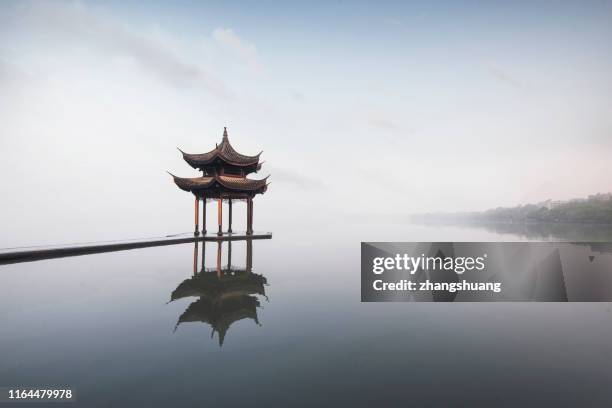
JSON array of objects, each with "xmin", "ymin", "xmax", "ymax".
[{"xmin": 414, "ymin": 195, "xmax": 612, "ymax": 224}]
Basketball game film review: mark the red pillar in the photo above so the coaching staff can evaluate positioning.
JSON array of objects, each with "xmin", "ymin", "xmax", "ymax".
[
  {"xmin": 227, "ymin": 241, "xmax": 232, "ymax": 270},
  {"xmin": 228, "ymin": 199, "xmax": 233, "ymax": 233},
  {"xmin": 194, "ymin": 196, "xmax": 200, "ymax": 236},
  {"xmin": 246, "ymin": 238, "xmax": 252, "ymax": 272},
  {"xmin": 247, "ymin": 197, "xmax": 253, "ymax": 235},
  {"xmin": 217, "ymin": 198, "xmax": 223, "ymax": 235},
  {"xmin": 193, "ymin": 241, "xmax": 198, "ymax": 276},
  {"xmin": 202, "ymin": 196, "xmax": 207, "ymax": 235},
  {"xmin": 201, "ymin": 241, "xmax": 206, "ymax": 272},
  {"xmin": 216, "ymin": 242, "xmax": 222, "ymax": 278}
]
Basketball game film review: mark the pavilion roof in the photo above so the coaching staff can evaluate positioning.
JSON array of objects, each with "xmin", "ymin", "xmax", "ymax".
[
  {"xmin": 170, "ymin": 271, "xmax": 267, "ymax": 302},
  {"xmin": 179, "ymin": 127, "xmax": 262, "ymax": 168},
  {"xmin": 169, "ymin": 173, "xmax": 269, "ymax": 193},
  {"xmin": 174, "ymin": 295, "xmax": 261, "ymax": 346}
]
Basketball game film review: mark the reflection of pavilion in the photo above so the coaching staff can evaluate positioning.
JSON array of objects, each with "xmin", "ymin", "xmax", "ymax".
[{"xmin": 170, "ymin": 240, "xmax": 267, "ymax": 346}]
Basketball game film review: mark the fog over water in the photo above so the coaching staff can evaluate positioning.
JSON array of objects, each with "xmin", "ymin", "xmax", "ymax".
[
  {"xmin": 2, "ymin": 223, "xmax": 612, "ymax": 407},
  {"xmin": 1, "ymin": 2, "xmax": 612, "ymax": 405},
  {"xmin": 1, "ymin": 1, "xmax": 612, "ymax": 247}
]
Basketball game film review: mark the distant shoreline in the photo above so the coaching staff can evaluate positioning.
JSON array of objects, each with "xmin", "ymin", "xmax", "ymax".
[
  {"xmin": 412, "ymin": 194, "xmax": 612, "ymax": 226},
  {"xmin": 411, "ymin": 217, "xmax": 612, "ymax": 226}
]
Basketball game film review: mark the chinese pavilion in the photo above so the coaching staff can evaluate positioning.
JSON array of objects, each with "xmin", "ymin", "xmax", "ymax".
[
  {"xmin": 170, "ymin": 127, "xmax": 269, "ymax": 236},
  {"xmin": 171, "ymin": 241, "xmax": 267, "ymax": 346}
]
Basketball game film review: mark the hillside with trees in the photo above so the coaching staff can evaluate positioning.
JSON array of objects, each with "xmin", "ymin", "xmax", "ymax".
[{"xmin": 414, "ymin": 193, "xmax": 612, "ymax": 224}]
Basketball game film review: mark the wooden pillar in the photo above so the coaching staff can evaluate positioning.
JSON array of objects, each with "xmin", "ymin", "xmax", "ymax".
[
  {"xmin": 227, "ymin": 241, "xmax": 232, "ymax": 270},
  {"xmin": 194, "ymin": 196, "xmax": 200, "ymax": 236},
  {"xmin": 228, "ymin": 199, "xmax": 233, "ymax": 233},
  {"xmin": 217, "ymin": 198, "xmax": 223, "ymax": 235},
  {"xmin": 245, "ymin": 199, "xmax": 249, "ymax": 235},
  {"xmin": 246, "ymin": 239, "xmax": 253, "ymax": 273},
  {"xmin": 216, "ymin": 242, "xmax": 222, "ymax": 278},
  {"xmin": 202, "ymin": 196, "xmax": 207, "ymax": 235},
  {"xmin": 247, "ymin": 197, "xmax": 253, "ymax": 235},
  {"xmin": 201, "ymin": 241, "xmax": 206, "ymax": 272},
  {"xmin": 193, "ymin": 241, "xmax": 198, "ymax": 276}
]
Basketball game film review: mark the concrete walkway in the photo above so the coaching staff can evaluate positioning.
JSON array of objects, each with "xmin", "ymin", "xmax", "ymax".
[{"xmin": 0, "ymin": 232, "xmax": 272, "ymax": 265}]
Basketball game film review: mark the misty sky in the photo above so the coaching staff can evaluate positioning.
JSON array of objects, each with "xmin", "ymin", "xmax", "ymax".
[{"xmin": 1, "ymin": 0, "xmax": 611, "ymax": 246}]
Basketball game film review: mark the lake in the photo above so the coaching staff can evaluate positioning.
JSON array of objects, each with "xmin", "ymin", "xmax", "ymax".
[{"xmin": 1, "ymin": 222, "xmax": 612, "ymax": 407}]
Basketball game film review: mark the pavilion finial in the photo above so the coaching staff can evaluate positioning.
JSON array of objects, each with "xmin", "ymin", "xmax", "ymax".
[{"xmin": 223, "ymin": 127, "xmax": 228, "ymax": 140}]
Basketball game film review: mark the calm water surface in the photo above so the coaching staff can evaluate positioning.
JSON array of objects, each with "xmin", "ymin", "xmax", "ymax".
[{"xmin": 1, "ymin": 223, "xmax": 612, "ymax": 407}]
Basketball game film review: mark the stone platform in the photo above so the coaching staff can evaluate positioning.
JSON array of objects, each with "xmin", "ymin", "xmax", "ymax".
[{"xmin": 0, "ymin": 232, "xmax": 272, "ymax": 265}]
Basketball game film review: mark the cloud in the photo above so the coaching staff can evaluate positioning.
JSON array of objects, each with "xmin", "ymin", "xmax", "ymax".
[
  {"xmin": 212, "ymin": 28, "xmax": 262, "ymax": 70},
  {"xmin": 265, "ymin": 165, "xmax": 325, "ymax": 190},
  {"xmin": 290, "ymin": 89, "xmax": 305, "ymax": 102},
  {"xmin": 6, "ymin": 1, "xmax": 226, "ymax": 95},
  {"xmin": 0, "ymin": 59, "xmax": 29, "ymax": 84},
  {"xmin": 487, "ymin": 64, "xmax": 522, "ymax": 89},
  {"xmin": 369, "ymin": 118, "xmax": 399, "ymax": 131},
  {"xmin": 368, "ymin": 118, "xmax": 415, "ymax": 146}
]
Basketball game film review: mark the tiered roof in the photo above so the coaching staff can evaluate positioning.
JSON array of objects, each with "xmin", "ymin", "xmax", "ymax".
[
  {"xmin": 171, "ymin": 127, "xmax": 269, "ymax": 198},
  {"xmin": 178, "ymin": 127, "xmax": 262, "ymax": 173},
  {"xmin": 170, "ymin": 269, "xmax": 267, "ymax": 302},
  {"xmin": 171, "ymin": 270, "xmax": 267, "ymax": 346},
  {"xmin": 170, "ymin": 174, "xmax": 269, "ymax": 192},
  {"xmin": 176, "ymin": 296, "xmax": 260, "ymax": 346}
]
